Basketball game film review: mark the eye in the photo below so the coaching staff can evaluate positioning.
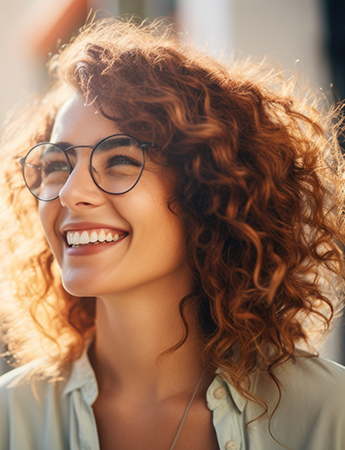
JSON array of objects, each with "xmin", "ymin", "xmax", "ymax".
[
  {"xmin": 42, "ymin": 160, "xmax": 69, "ymax": 176},
  {"xmin": 105, "ymin": 154, "xmax": 142, "ymax": 168}
]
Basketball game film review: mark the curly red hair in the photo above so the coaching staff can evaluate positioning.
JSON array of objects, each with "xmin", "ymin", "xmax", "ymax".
[{"xmin": 1, "ymin": 18, "xmax": 345, "ymax": 415}]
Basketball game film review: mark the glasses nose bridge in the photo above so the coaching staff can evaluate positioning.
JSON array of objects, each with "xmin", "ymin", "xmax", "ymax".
[
  {"xmin": 59, "ymin": 144, "xmax": 101, "ymax": 201},
  {"xmin": 62, "ymin": 144, "xmax": 96, "ymax": 191},
  {"xmin": 65, "ymin": 144, "xmax": 95, "ymax": 155},
  {"xmin": 65, "ymin": 144, "xmax": 95, "ymax": 169}
]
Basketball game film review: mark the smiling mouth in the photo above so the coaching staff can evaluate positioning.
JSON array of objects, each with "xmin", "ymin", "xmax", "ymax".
[{"xmin": 66, "ymin": 230, "xmax": 127, "ymax": 248}]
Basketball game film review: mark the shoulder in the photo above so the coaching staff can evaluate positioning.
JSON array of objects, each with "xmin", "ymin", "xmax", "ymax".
[
  {"xmin": 0, "ymin": 360, "xmax": 69, "ymax": 450},
  {"xmin": 0, "ymin": 358, "xmax": 65, "ymax": 403},
  {"xmin": 276, "ymin": 353, "xmax": 345, "ymax": 404},
  {"xmin": 252, "ymin": 352, "xmax": 345, "ymax": 403},
  {"xmin": 0, "ymin": 359, "xmax": 45, "ymax": 406},
  {"xmin": 247, "ymin": 354, "xmax": 345, "ymax": 449}
]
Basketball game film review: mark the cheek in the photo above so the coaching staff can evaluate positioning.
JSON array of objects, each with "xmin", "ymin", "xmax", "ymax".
[{"xmin": 135, "ymin": 201, "xmax": 186, "ymax": 269}]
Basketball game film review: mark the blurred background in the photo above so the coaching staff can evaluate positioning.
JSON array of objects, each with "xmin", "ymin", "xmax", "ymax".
[{"xmin": 0, "ymin": 0, "xmax": 344, "ymax": 374}]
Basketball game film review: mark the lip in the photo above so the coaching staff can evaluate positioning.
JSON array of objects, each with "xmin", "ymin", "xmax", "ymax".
[{"xmin": 64, "ymin": 237, "xmax": 126, "ymax": 256}]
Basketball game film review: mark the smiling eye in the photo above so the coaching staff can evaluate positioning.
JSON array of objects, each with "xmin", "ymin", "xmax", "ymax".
[
  {"xmin": 91, "ymin": 140, "xmax": 144, "ymax": 193},
  {"xmin": 84, "ymin": 133, "xmax": 151, "ymax": 194},
  {"xmin": 105, "ymin": 154, "xmax": 142, "ymax": 168},
  {"xmin": 42, "ymin": 160, "xmax": 69, "ymax": 176}
]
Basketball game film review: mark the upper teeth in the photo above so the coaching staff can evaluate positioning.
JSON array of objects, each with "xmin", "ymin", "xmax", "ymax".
[{"xmin": 66, "ymin": 230, "xmax": 122, "ymax": 246}]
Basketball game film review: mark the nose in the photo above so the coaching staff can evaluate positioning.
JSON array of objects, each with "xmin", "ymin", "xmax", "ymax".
[{"xmin": 58, "ymin": 150, "xmax": 105, "ymax": 209}]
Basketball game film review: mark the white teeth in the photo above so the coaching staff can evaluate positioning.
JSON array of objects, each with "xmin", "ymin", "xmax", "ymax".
[
  {"xmin": 66, "ymin": 230, "xmax": 125, "ymax": 246},
  {"xmin": 72, "ymin": 232, "xmax": 80, "ymax": 245},
  {"xmin": 98, "ymin": 230, "xmax": 106, "ymax": 242},
  {"xmin": 80, "ymin": 231, "xmax": 89, "ymax": 244},
  {"xmin": 90, "ymin": 231, "xmax": 98, "ymax": 243}
]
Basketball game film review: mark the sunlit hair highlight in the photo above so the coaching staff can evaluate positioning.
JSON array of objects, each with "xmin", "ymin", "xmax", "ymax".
[{"xmin": 1, "ymin": 17, "xmax": 345, "ymax": 421}]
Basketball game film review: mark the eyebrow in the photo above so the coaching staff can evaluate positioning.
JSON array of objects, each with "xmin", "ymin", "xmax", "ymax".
[
  {"xmin": 53, "ymin": 141, "xmax": 73, "ymax": 150},
  {"xmin": 42, "ymin": 143, "xmax": 68, "ymax": 156},
  {"xmin": 94, "ymin": 137, "xmax": 134, "ymax": 153}
]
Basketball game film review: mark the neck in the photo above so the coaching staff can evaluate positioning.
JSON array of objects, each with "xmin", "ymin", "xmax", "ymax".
[{"xmin": 89, "ymin": 271, "xmax": 207, "ymax": 403}]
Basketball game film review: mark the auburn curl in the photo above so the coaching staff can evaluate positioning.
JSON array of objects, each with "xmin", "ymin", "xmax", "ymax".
[{"xmin": 0, "ymin": 17, "xmax": 345, "ymax": 417}]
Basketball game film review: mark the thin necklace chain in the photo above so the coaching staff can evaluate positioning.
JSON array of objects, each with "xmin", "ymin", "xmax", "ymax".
[{"xmin": 169, "ymin": 369, "xmax": 207, "ymax": 450}]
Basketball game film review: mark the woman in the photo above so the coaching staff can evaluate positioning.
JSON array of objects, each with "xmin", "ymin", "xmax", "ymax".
[{"xmin": 0, "ymin": 17, "xmax": 345, "ymax": 450}]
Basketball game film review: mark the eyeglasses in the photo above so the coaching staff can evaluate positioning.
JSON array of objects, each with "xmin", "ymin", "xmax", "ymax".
[{"xmin": 20, "ymin": 134, "xmax": 157, "ymax": 201}]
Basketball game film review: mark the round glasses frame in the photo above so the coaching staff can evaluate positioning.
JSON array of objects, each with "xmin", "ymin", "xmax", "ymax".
[{"xmin": 20, "ymin": 134, "xmax": 157, "ymax": 202}]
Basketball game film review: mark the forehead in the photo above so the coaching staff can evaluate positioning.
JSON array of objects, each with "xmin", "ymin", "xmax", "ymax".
[{"xmin": 50, "ymin": 93, "xmax": 120, "ymax": 145}]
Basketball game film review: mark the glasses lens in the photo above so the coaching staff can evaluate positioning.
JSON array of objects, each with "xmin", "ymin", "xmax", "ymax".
[
  {"xmin": 91, "ymin": 135, "xmax": 144, "ymax": 194},
  {"xmin": 23, "ymin": 144, "xmax": 70, "ymax": 201}
]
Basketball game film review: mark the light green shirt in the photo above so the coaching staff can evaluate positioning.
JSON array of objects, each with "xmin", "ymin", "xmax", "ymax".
[{"xmin": 0, "ymin": 348, "xmax": 345, "ymax": 450}]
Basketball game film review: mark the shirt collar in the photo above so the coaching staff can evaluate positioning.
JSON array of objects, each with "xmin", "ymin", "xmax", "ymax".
[
  {"xmin": 206, "ymin": 371, "xmax": 248, "ymax": 413},
  {"xmin": 224, "ymin": 378, "xmax": 248, "ymax": 412},
  {"xmin": 62, "ymin": 343, "xmax": 98, "ymax": 404}
]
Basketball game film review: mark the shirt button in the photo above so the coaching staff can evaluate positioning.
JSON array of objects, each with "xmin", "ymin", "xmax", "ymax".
[
  {"xmin": 225, "ymin": 441, "xmax": 238, "ymax": 450},
  {"xmin": 213, "ymin": 387, "xmax": 227, "ymax": 399}
]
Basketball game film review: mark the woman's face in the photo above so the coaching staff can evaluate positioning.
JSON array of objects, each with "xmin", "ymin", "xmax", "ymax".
[{"xmin": 39, "ymin": 94, "xmax": 189, "ymax": 298}]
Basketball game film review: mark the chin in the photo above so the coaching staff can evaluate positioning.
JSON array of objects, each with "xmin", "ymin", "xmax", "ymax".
[{"xmin": 62, "ymin": 277, "xmax": 98, "ymax": 298}]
